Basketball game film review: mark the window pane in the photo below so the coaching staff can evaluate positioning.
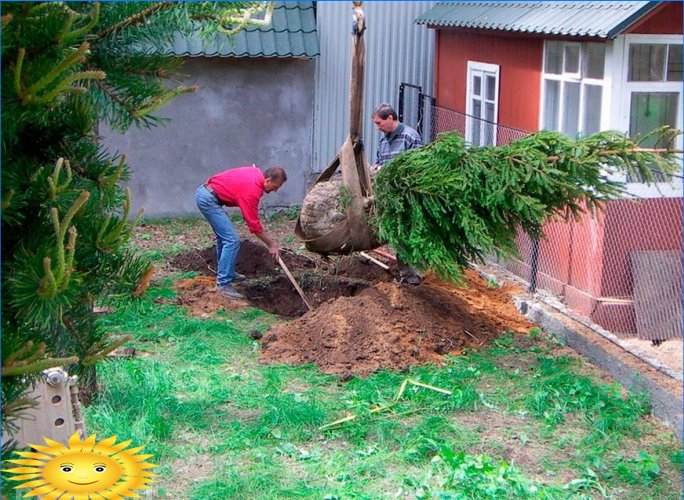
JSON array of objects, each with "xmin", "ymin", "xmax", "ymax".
[
  {"xmin": 629, "ymin": 92, "xmax": 678, "ymax": 182},
  {"xmin": 485, "ymin": 75, "xmax": 496, "ymax": 101},
  {"xmin": 582, "ymin": 85, "xmax": 602, "ymax": 135},
  {"xmin": 472, "ymin": 99, "xmax": 481, "ymax": 119},
  {"xmin": 471, "ymin": 101, "xmax": 481, "ymax": 145},
  {"xmin": 629, "ymin": 44, "xmax": 666, "ymax": 81},
  {"xmin": 584, "ymin": 43, "xmax": 605, "ymax": 79},
  {"xmin": 543, "ymin": 79, "xmax": 560, "ymax": 130},
  {"xmin": 484, "ymin": 121, "xmax": 495, "ymax": 146},
  {"xmin": 562, "ymin": 82, "xmax": 580, "ymax": 137},
  {"xmin": 564, "ymin": 45, "xmax": 580, "ymax": 73},
  {"xmin": 473, "ymin": 75, "xmax": 482, "ymax": 96},
  {"xmin": 667, "ymin": 44, "xmax": 683, "ymax": 81},
  {"xmin": 485, "ymin": 102, "xmax": 495, "ymax": 122},
  {"xmin": 629, "ymin": 92, "xmax": 679, "ymax": 146},
  {"xmin": 544, "ymin": 41, "xmax": 563, "ymax": 74}
]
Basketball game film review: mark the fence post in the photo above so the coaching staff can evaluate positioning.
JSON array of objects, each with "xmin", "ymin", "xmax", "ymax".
[
  {"xmin": 417, "ymin": 91, "xmax": 425, "ymax": 139},
  {"xmin": 528, "ymin": 224, "xmax": 540, "ymax": 293},
  {"xmin": 398, "ymin": 83, "xmax": 405, "ymax": 123},
  {"xmin": 427, "ymin": 94, "xmax": 436, "ymax": 142}
]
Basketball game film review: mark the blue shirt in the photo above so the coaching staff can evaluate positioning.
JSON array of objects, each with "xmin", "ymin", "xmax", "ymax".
[{"xmin": 376, "ymin": 123, "xmax": 423, "ymax": 166}]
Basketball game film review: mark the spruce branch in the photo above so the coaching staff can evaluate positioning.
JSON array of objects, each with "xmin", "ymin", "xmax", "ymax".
[
  {"xmin": 40, "ymin": 191, "xmax": 90, "ymax": 297},
  {"xmin": 32, "ymin": 70, "xmax": 106, "ymax": 105},
  {"xmin": 26, "ymin": 41, "xmax": 91, "ymax": 97},
  {"xmin": 96, "ymin": 187, "xmax": 139, "ymax": 252},
  {"xmin": 132, "ymin": 86, "xmax": 199, "ymax": 118},
  {"xmin": 13, "ymin": 48, "xmax": 27, "ymax": 100},
  {"xmin": 58, "ymin": 2, "xmax": 100, "ymax": 45},
  {"xmin": 47, "ymin": 158, "xmax": 73, "ymax": 200},
  {"xmin": 95, "ymin": 2, "xmax": 174, "ymax": 39},
  {"xmin": 96, "ymin": 155, "xmax": 126, "ymax": 190},
  {"xmin": 2, "ymin": 341, "xmax": 77, "ymax": 377},
  {"xmin": 82, "ymin": 335, "xmax": 132, "ymax": 366}
]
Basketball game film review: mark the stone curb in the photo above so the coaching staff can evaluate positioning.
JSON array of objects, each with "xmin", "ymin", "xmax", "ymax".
[{"xmin": 517, "ymin": 297, "xmax": 683, "ymax": 440}]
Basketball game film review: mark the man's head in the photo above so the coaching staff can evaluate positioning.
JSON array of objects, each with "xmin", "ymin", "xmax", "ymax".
[
  {"xmin": 264, "ymin": 167, "xmax": 287, "ymax": 193},
  {"xmin": 372, "ymin": 103, "xmax": 399, "ymax": 134}
]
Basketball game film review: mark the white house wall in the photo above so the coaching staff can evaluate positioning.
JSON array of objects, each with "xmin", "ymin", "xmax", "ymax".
[{"xmin": 313, "ymin": 1, "xmax": 436, "ymax": 172}]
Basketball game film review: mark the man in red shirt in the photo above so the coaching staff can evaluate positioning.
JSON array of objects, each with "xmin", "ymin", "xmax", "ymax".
[{"xmin": 196, "ymin": 165, "xmax": 287, "ymax": 299}]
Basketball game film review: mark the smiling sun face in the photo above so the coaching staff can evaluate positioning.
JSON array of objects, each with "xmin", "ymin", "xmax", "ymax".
[
  {"xmin": 3, "ymin": 432, "xmax": 157, "ymax": 499},
  {"xmin": 42, "ymin": 450, "xmax": 122, "ymax": 494}
]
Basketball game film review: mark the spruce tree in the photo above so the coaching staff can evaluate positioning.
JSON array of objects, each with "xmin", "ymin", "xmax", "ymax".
[{"xmin": 2, "ymin": 1, "xmax": 269, "ymax": 431}]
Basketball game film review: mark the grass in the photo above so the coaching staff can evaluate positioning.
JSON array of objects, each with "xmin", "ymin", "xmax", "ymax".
[{"xmin": 80, "ymin": 269, "xmax": 684, "ymax": 499}]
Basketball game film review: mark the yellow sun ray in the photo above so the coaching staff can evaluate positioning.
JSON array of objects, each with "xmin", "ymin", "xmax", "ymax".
[
  {"xmin": 10, "ymin": 479, "xmax": 47, "ymax": 489},
  {"xmin": 3, "ymin": 473, "xmax": 42, "ymax": 481},
  {"xmin": 5, "ymin": 432, "xmax": 157, "ymax": 499},
  {"xmin": 15, "ymin": 451, "xmax": 53, "ymax": 460},
  {"xmin": 41, "ymin": 490, "xmax": 64, "ymax": 500},
  {"xmin": 2, "ymin": 466, "xmax": 43, "ymax": 474},
  {"xmin": 7, "ymin": 459, "xmax": 49, "ymax": 467},
  {"xmin": 23, "ymin": 483, "xmax": 57, "ymax": 497}
]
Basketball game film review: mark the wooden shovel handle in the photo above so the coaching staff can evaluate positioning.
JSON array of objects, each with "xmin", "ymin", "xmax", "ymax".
[{"xmin": 277, "ymin": 256, "xmax": 313, "ymax": 311}]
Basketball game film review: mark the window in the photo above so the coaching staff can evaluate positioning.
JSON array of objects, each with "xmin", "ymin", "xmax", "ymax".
[
  {"xmin": 466, "ymin": 61, "xmax": 499, "ymax": 146},
  {"xmin": 624, "ymin": 40, "xmax": 682, "ymax": 183},
  {"xmin": 541, "ymin": 41, "xmax": 605, "ymax": 137}
]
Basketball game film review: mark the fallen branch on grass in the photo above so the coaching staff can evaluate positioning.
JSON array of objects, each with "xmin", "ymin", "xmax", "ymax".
[{"xmin": 319, "ymin": 378, "xmax": 452, "ymax": 431}]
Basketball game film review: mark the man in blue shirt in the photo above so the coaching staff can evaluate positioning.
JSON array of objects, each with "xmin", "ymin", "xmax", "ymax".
[
  {"xmin": 372, "ymin": 103, "xmax": 423, "ymax": 168},
  {"xmin": 371, "ymin": 103, "xmax": 424, "ymax": 285}
]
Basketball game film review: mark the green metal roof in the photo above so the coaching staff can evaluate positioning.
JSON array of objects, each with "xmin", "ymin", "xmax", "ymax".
[
  {"xmin": 416, "ymin": 1, "xmax": 660, "ymax": 39},
  {"xmin": 170, "ymin": 2, "xmax": 319, "ymax": 58}
]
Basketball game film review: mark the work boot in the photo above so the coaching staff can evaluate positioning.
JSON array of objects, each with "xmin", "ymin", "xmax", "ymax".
[
  {"xmin": 216, "ymin": 284, "xmax": 244, "ymax": 300},
  {"xmin": 233, "ymin": 272, "xmax": 246, "ymax": 282}
]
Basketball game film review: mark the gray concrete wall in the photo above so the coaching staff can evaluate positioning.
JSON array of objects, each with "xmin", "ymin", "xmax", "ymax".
[{"xmin": 102, "ymin": 57, "xmax": 315, "ymax": 217}]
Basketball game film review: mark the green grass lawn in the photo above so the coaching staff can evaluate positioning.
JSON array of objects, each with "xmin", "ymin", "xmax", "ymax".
[{"xmin": 82, "ymin": 267, "xmax": 683, "ymax": 499}]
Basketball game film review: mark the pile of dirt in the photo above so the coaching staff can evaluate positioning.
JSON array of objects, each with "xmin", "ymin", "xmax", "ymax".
[
  {"xmin": 260, "ymin": 270, "xmax": 533, "ymax": 377},
  {"xmin": 169, "ymin": 241, "xmax": 532, "ymax": 377}
]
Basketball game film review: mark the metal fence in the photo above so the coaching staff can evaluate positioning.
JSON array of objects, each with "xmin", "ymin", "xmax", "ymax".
[{"xmin": 398, "ymin": 84, "xmax": 683, "ymax": 343}]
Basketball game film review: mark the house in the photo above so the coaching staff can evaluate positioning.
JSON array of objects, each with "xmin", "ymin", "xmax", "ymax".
[
  {"xmin": 102, "ymin": 2, "xmax": 435, "ymax": 217},
  {"xmin": 416, "ymin": 1, "xmax": 683, "ymax": 339}
]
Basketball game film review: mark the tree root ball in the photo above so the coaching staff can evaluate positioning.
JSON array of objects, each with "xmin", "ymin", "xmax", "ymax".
[{"xmin": 299, "ymin": 179, "xmax": 347, "ymax": 239}]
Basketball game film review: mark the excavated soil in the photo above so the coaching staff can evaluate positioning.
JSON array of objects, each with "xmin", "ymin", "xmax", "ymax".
[{"xmin": 169, "ymin": 240, "xmax": 532, "ymax": 377}]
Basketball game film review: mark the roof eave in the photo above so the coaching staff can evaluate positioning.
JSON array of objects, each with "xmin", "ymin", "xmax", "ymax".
[{"xmin": 605, "ymin": 1, "xmax": 662, "ymax": 39}]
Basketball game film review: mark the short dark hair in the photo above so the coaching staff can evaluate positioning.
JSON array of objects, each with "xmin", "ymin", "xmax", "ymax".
[
  {"xmin": 264, "ymin": 166, "xmax": 287, "ymax": 183},
  {"xmin": 372, "ymin": 103, "xmax": 397, "ymax": 120}
]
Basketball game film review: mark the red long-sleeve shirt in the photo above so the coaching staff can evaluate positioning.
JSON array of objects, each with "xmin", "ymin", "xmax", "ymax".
[{"xmin": 206, "ymin": 166, "xmax": 265, "ymax": 233}]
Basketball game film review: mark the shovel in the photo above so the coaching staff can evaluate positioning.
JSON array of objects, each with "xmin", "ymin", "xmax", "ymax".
[{"xmin": 277, "ymin": 255, "xmax": 313, "ymax": 311}]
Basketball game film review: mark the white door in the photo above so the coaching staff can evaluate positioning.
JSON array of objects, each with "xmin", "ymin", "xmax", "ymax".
[{"xmin": 466, "ymin": 61, "xmax": 500, "ymax": 146}]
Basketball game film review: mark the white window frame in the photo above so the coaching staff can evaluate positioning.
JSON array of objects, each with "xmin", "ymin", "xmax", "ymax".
[
  {"xmin": 465, "ymin": 61, "xmax": 500, "ymax": 146},
  {"xmin": 617, "ymin": 34, "xmax": 683, "ymax": 198},
  {"xmin": 540, "ymin": 40, "xmax": 607, "ymax": 137}
]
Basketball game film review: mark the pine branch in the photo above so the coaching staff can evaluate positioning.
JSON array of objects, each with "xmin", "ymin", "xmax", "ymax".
[
  {"xmin": 2, "ymin": 341, "xmax": 78, "ymax": 377},
  {"xmin": 95, "ymin": 2, "xmax": 175, "ymax": 39},
  {"xmin": 82, "ymin": 334, "xmax": 132, "ymax": 366},
  {"xmin": 57, "ymin": 2, "xmax": 100, "ymax": 45}
]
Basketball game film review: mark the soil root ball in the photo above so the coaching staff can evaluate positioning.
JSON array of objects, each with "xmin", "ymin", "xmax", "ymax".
[{"xmin": 299, "ymin": 179, "xmax": 347, "ymax": 239}]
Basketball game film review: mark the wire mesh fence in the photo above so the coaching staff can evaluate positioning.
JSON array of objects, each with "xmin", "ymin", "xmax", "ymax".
[{"xmin": 398, "ymin": 84, "xmax": 683, "ymax": 342}]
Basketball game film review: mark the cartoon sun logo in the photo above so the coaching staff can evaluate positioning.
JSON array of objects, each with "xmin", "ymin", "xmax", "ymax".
[{"xmin": 3, "ymin": 432, "xmax": 157, "ymax": 499}]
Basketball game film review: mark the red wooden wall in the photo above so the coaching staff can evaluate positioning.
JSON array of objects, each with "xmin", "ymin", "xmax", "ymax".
[{"xmin": 435, "ymin": 30, "xmax": 543, "ymax": 132}]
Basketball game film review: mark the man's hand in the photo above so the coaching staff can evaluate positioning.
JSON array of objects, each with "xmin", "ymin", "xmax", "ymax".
[{"xmin": 269, "ymin": 243, "xmax": 280, "ymax": 261}]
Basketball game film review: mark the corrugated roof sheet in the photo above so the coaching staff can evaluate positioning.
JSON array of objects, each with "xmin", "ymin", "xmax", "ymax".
[
  {"xmin": 170, "ymin": 2, "xmax": 319, "ymax": 58},
  {"xmin": 416, "ymin": 1, "xmax": 659, "ymax": 39}
]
